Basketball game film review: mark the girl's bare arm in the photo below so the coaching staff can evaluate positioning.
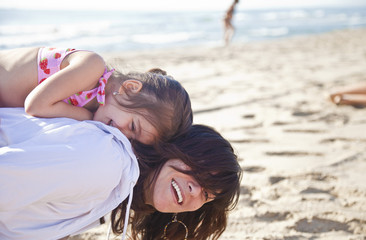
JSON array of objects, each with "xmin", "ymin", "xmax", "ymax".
[{"xmin": 25, "ymin": 52, "xmax": 105, "ymax": 120}]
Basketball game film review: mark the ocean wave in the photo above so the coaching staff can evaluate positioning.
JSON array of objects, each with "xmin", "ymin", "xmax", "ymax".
[
  {"xmin": 1, "ymin": 7, "xmax": 366, "ymax": 52},
  {"xmin": 132, "ymin": 32, "xmax": 195, "ymax": 44},
  {"xmin": 260, "ymin": 10, "xmax": 309, "ymax": 21},
  {"xmin": 249, "ymin": 27, "xmax": 289, "ymax": 37}
]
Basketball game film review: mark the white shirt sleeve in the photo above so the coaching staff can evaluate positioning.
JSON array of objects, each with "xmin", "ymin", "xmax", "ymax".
[
  {"xmin": 0, "ymin": 108, "xmax": 139, "ymax": 240},
  {"xmin": 0, "ymin": 108, "xmax": 121, "ymax": 211}
]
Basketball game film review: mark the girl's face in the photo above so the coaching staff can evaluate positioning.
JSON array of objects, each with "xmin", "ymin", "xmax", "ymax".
[
  {"xmin": 93, "ymin": 91, "xmax": 158, "ymax": 145},
  {"xmin": 145, "ymin": 159, "xmax": 215, "ymax": 213}
]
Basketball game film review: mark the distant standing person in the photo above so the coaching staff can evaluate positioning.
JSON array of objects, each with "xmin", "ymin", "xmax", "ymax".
[{"xmin": 223, "ymin": 0, "xmax": 240, "ymax": 46}]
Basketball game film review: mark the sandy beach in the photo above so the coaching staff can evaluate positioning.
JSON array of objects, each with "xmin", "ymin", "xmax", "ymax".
[{"xmin": 72, "ymin": 28, "xmax": 366, "ymax": 239}]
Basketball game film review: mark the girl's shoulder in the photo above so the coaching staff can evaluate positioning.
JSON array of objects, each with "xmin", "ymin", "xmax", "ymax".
[
  {"xmin": 64, "ymin": 50, "xmax": 105, "ymax": 68},
  {"xmin": 60, "ymin": 50, "xmax": 106, "ymax": 80}
]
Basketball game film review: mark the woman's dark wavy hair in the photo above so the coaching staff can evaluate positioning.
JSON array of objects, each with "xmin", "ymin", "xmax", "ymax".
[{"xmin": 111, "ymin": 124, "xmax": 242, "ymax": 240}]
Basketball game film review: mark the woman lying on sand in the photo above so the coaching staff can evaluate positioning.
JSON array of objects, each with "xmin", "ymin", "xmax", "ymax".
[{"xmin": 0, "ymin": 108, "xmax": 241, "ymax": 240}]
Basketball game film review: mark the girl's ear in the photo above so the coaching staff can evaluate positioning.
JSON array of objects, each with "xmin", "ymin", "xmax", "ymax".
[{"xmin": 120, "ymin": 80, "xmax": 143, "ymax": 93}]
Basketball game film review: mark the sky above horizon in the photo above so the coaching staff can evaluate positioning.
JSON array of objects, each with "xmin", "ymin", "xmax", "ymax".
[{"xmin": 1, "ymin": 0, "xmax": 366, "ymax": 11}]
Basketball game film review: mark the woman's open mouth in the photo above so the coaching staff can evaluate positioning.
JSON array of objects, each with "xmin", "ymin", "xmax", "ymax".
[{"xmin": 171, "ymin": 179, "xmax": 183, "ymax": 204}]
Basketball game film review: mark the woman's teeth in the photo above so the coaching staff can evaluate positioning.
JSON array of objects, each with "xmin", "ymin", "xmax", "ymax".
[{"xmin": 172, "ymin": 180, "xmax": 183, "ymax": 204}]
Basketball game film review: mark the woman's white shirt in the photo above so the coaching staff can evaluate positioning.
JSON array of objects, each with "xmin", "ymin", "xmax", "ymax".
[{"xmin": 0, "ymin": 108, "xmax": 139, "ymax": 240}]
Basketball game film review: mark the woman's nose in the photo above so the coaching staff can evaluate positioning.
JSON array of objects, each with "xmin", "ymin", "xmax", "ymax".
[{"xmin": 188, "ymin": 182, "xmax": 202, "ymax": 197}]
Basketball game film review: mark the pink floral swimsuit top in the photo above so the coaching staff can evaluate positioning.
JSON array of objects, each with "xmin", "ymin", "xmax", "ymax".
[{"xmin": 37, "ymin": 47, "xmax": 115, "ymax": 107}]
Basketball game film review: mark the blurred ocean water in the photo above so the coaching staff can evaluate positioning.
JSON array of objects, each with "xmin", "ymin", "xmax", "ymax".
[{"xmin": 1, "ymin": 7, "xmax": 366, "ymax": 52}]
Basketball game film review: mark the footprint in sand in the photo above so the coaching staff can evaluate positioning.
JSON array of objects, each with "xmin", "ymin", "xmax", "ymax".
[
  {"xmin": 240, "ymin": 185, "xmax": 252, "ymax": 196},
  {"xmin": 269, "ymin": 176, "xmax": 286, "ymax": 184},
  {"xmin": 284, "ymin": 129, "xmax": 327, "ymax": 134},
  {"xmin": 292, "ymin": 110, "xmax": 319, "ymax": 117},
  {"xmin": 271, "ymin": 120, "xmax": 298, "ymax": 126},
  {"xmin": 300, "ymin": 172, "xmax": 337, "ymax": 182},
  {"xmin": 299, "ymin": 187, "xmax": 336, "ymax": 200},
  {"xmin": 320, "ymin": 137, "xmax": 366, "ymax": 144},
  {"xmin": 230, "ymin": 138, "xmax": 270, "ymax": 143},
  {"xmin": 228, "ymin": 123, "xmax": 263, "ymax": 130},
  {"xmin": 242, "ymin": 166, "xmax": 266, "ymax": 173},
  {"xmin": 329, "ymin": 152, "xmax": 363, "ymax": 167},
  {"xmin": 255, "ymin": 211, "xmax": 291, "ymax": 222},
  {"xmin": 265, "ymin": 151, "xmax": 323, "ymax": 157},
  {"xmin": 294, "ymin": 217, "xmax": 351, "ymax": 233},
  {"xmin": 300, "ymin": 187, "xmax": 332, "ymax": 195},
  {"xmin": 242, "ymin": 114, "xmax": 255, "ymax": 119},
  {"xmin": 347, "ymin": 218, "xmax": 366, "ymax": 235},
  {"xmin": 311, "ymin": 113, "xmax": 349, "ymax": 125},
  {"xmin": 239, "ymin": 186, "xmax": 260, "ymax": 207}
]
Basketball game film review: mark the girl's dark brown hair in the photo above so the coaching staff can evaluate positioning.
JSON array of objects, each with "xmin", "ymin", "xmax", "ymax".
[
  {"xmin": 110, "ymin": 68, "xmax": 192, "ymax": 142},
  {"xmin": 111, "ymin": 124, "xmax": 242, "ymax": 240}
]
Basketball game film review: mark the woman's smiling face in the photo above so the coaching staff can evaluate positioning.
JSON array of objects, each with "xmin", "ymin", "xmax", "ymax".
[{"xmin": 144, "ymin": 159, "xmax": 215, "ymax": 213}]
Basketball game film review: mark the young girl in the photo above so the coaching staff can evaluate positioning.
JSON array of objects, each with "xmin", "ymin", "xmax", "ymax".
[{"xmin": 0, "ymin": 47, "xmax": 192, "ymax": 144}]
